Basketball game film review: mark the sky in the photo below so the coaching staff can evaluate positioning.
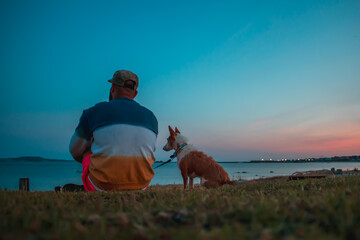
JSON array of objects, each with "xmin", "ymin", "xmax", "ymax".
[{"xmin": 0, "ymin": 0, "xmax": 359, "ymax": 161}]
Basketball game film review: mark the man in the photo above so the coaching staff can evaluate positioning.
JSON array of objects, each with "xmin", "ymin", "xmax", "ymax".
[{"xmin": 69, "ymin": 70, "xmax": 158, "ymax": 191}]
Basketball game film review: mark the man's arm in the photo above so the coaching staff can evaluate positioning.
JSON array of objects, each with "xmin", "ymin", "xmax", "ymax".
[
  {"xmin": 69, "ymin": 111, "xmax": 92, "ymax": 163},
  {"xmin": 69, "ymin": 133, "xmax": 91, "ymax": 163}
]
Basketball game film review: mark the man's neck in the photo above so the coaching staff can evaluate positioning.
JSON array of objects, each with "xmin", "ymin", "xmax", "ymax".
[
  {"xmin": 112, "ymin": 94, "xmax": 134, "ymax": 100},
  {"xmin": 113, "ymin": 96, "xmax": 132, "ymax": 100}
]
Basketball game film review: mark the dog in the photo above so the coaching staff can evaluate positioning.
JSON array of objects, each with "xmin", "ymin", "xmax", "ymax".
[{"xmin": 163, "ymin": 126, "xmax": 232, "ymax": 189}]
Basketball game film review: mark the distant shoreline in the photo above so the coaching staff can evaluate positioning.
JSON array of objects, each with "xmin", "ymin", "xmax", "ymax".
[
  {"xmin": 247, "ymin": 160, "xmax": 360, "ymax": 163},
  {"xmin": 248, "ymin": 155, "xmax": 360, "ymax": 163},
  {"xmin": 1, "ymin": 155, "xmax": 359, "ymax": 163},
  {"xmin": 0, "ymin": 157, "xmax": 71, "ymax": 162}
]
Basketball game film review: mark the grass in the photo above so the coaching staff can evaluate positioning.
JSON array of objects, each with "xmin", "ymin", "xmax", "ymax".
[{"xmin": 0, "ymin": 177, "xmax": 359, "ymax": 240}]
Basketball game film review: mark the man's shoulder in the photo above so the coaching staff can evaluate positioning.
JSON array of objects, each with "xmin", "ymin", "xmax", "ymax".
[
  {"xmin": 84, "ymin": 99, "xmax": 134, "ymax": 111},
  {"xmin": 83, "ymin": 101, "xmax": 108, "ymax": 114},
  {"xmin": 130, "ymin": 100, "xmax": 158, "ymax": 125},
  {"xmin": 82, "ymin": 98, "xmax": 158, "ymax": 135},
  {"xmin": 136, "ymin": 101, "xmax": 157, "ymax": 118},
  {"xmin": 84, "ymin": 99, "xmax": 157, "ymax": 121}
]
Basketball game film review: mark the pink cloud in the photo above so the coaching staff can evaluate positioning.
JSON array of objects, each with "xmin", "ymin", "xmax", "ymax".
[{"xmin": 198, "ymin": 119, "xmax": 360, "ymax": 158}]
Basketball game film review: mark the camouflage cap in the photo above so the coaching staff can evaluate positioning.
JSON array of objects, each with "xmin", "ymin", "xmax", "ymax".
[{"xmin": 108, "ymin": 70, "xmax": 139, "ymax": 89}]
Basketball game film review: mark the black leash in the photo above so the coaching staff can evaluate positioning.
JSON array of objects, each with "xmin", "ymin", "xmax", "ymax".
[
  {"xmin": 153, "ymin": 153, "xmax": 176, "ymax": 169},
  {"xmin": 154, "ymin": 144, "xmax": 187, "ymax": 169}
]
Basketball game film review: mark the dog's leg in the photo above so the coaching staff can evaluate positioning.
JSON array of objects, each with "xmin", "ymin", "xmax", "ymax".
[
  {"xmin": 189, "ymin": 178, "xmax": 194, "ymax": 189},
  {"xmin": 181, "ymin": 172, "xmax": 188, "ymax": 189}
]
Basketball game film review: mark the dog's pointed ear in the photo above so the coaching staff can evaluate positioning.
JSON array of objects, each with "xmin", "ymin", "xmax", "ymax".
[
  {"xmin": 175, "ymin": 127, "xmax": 180, "ymax": 134},
  {"xmin": 168, "ymin": 126, "xmax": 175, "ymax": 136}
]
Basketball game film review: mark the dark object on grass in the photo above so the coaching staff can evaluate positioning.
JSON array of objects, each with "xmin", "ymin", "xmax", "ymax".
[
  {"xmin": 289, "ymin": 169, "xmax": 334, "ymax": 181},
  {"xmin": 19, "ymin": 178, "xmax": 29, "ymax": 191},
  {"xmin": 54, "ymin": 186, "xmax": 62, "ymax": 192},
  {"xmin": 62, "ymin": 184, "xmax": 85, "ymax": 192},
  {"xmin": 288, "ymin": 175, "xmax": 327, "ymax": 180}
]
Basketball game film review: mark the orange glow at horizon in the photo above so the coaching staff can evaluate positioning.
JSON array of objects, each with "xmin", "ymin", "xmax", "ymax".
[{"xmin": 194, "ymin": 118, "xmax": 360, "ymax": 157}]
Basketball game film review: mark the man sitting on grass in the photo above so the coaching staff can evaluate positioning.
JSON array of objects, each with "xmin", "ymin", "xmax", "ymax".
[{"xmin": 69, "ymin": 70, "xmax": 158, "ymax": 191}]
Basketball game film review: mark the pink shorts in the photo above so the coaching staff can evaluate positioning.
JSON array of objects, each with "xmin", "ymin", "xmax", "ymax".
[
  {"xmin": 81, "ymin": 154, "xmax": 97, "ymax": 192},
  {"xmin": 81, "ymin": 154, "xmax": 148, "ymax": 192}
]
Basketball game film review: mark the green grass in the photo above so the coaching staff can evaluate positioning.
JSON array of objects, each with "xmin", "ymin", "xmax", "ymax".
[{"xmin": 1, "ymin": 177, "xmax": 359, "ymax": 240}]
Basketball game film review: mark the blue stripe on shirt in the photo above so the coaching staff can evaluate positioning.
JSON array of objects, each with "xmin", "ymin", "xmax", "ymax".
[{"xmin": 75, "ymin": 98, "xmax": 158, "ymax": 140}]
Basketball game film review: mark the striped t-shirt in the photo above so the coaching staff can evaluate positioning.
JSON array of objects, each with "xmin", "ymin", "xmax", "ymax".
[{"xmin": 71, "ymin": 97, "xmax": 158, "ymax": 190}]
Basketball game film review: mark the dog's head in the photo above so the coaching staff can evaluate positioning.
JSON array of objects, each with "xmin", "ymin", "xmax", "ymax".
[{"xmin": 163, "ymin": 126, "xmax": 185, "ymax": 151}]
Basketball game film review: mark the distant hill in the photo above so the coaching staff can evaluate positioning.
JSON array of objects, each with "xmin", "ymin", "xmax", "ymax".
[{"xmin": 0, "ymin": 156, "xmax": 70, "ymax": 162}]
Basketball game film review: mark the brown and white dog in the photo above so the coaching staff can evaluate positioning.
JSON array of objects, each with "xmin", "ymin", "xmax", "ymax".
[{"xmin": 163, "ymin": 126, "xmax": 232, "ymax": 189}]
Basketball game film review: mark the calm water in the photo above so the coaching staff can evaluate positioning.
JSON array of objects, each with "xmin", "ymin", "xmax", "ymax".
[{"xmin": 1, "ymin": 160, "xmax": 359, "ymax": 191}]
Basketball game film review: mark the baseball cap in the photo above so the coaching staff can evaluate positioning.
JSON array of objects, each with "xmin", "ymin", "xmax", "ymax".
[{"xmin": 108, "ymin": 70, "xmax": 139, "ymax": 89}]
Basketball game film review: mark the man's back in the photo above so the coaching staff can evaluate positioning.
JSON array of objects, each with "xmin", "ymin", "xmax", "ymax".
[{"xmin": 74, "ymin": 97, "xmax": 158, "ymax": 190}]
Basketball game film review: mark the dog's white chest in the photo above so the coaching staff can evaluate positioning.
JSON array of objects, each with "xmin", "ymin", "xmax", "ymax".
[{"xmin": 176, "ymin": 145, "xmax": 196, "ymax": 164}]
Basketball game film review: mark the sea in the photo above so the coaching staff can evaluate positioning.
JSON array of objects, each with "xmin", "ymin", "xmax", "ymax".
[{"xmin": 0, "ymin": 159, "xmax": 359, "ymax": 191}]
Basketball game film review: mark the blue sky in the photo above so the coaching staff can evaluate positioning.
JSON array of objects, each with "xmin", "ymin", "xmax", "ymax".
[{"xmin": 0, "ymin": 0, "xmax": 359, "ymax": 161}]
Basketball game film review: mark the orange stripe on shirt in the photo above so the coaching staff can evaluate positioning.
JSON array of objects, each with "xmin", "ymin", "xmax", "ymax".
[{"xmin": 88, "ymin": 155, "xmax": 155, "ymax": 191}]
